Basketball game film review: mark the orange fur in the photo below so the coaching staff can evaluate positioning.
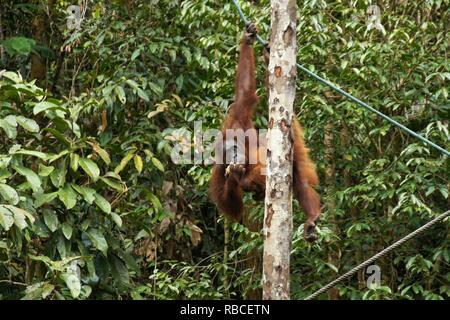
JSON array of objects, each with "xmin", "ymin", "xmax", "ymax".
[{"xmin": 209, "ymin": 24, "xmax": 321, "ymax": 241}]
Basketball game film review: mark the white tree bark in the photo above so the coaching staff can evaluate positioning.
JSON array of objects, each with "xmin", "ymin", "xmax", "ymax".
[{"xmin": 263, "ymin": 0, "xmax": 297, "ymax": 300}]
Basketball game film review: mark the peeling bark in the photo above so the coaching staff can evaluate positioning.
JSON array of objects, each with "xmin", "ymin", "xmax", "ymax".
[{"xmin": 263, "ymin": 0, "xmax": 297, "ymax": 300}]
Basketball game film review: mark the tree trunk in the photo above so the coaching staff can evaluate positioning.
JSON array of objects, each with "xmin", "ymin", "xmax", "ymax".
[
  {"xmin": 30, "ymin": 0, "xmax": 56, "ymax": 87},
  {"xmin": 263, "ymin": 0, "xmax": 297, "ymax": 300}
]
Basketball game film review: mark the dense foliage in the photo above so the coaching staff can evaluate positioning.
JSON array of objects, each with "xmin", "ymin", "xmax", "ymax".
[{"xmin": 0, "ymin": 0, "xmax": 448, "ymax": 300}]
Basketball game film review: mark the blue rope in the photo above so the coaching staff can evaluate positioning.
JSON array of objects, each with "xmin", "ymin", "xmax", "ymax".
[{"xmin": 230, "ymin": 0, "xmax": 449, "ymax": 157}]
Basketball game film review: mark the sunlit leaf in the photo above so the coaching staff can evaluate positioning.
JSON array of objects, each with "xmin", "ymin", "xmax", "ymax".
[
  {"xmin": 0, "ymin": 206, "xmax": 14, "ymax": 231},
  {"xmin": 71, "ymin": 184, "xmax": 96, "ymax": 204},
  {"xmin": 15, "ymin": 116, "xmax": 39, "ymax": 133},
  {"xmin": 134, "ymin": 155, "xmax": 143, "ymax": 173},
  {"xmin": 38, "ymin": 163, "xmax": 54, "ymax": 177},
  {"xmin": 0, "ymin": 116, "xmax": 18, "ymax": 139},
  {"xmin": 79, "ymin": 158, "xmax": 100, "ymax": 182},
  {"xmin": 92, "ymin": 143, "xmax": 110, "ymax": 165},
  {"xmin": 111, "ymin": 212, "xmax": 122, "ymax": 227},
  {"xmin": 87, "ymin": 229, "xmax": 108, "ymax": 256},
  {"xmin": 114, "ymin": 153, "xmax": 134, "ymax": 174},
  {"xmin": 62, "ymin": 222, "xmax": 73, "ymax": 240},
  {"xmin": 33, "ymin": 101, "xmax": 67, "ymax": 115},
  {"xmin": 13, "ymin": 165, "xmax": 42, "ymax": 193},
  {"xmin": 70, "ymin": 153, "xmax": 79, "ymax": 172},
  {"xmin": 13, "ymin": 150, "xmax": 48, "ymax": 161},
  {"xmin": 64, "ymin": 273, "xmax": 81, "ymax": 298},
  {"xmin": 151, "ymin": 157, "xmax": 164, "ymax": 172},
  {"xmin": 43, "ymin": 210, "xmax": 59, "ymax": 232},
  {"xmin": 58, "ymin": 183, "xmax": 77, "ymax": 210},
  {"xmin": 0, "ymin": 183, "xmax": 19, "ymax": 205},
  {"xmin": 94, "ymin": 192, "xmax": 111, "ymax": 214}
]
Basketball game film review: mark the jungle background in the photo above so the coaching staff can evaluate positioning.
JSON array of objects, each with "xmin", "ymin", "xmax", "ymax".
[{"xmin": 0, "ymin": 0, "xmax": 448, "ymax": 300}]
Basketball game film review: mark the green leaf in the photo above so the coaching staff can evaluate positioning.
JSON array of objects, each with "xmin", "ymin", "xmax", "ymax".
[
  {"xmin": 15, "ymin": 116, "xmax": 39, "ymax": 133},
  {"xmin": 131, "ymin": 49, "xmax": 140, "ymax": 61},
  {"xmin": 33, "ymin": 218, "xmax": 50, "ymax": 237},
  {"xmin": 14, "ymin": 150, "xmax": 49, "ymax": 161},
  {"xmin": 33, "ymin": 101, "xmax": 67, "ymax": 115},
  {"xmin": 87, "ymin": 229, "xmax": 108, "ymax": 256},
  {"xmin": 148, "ymin": 81, "xmax": 163, "ymax": 96},
  {"xmin": 2, "ymin": 71, "xmax": 22, "ymax": 83},
  {"xmin": 48, "ymin": 150, "xmax": 70, "ymax": 164},
  {"xmin": 58, "ymin": 183, "xmax": 77, "ymax": 210},
  {"xmin": 64, "ymin": 273, "xmax": 81, "ymax": 298},
  {"xmin": 28, "ymin": 253, "xmax": 52, "ymax": 266},
  {"xmin": 149, "ymin": 43, "xmax": 157, "ymax": 53},
  {"xmin": 42, "ymin": 283, "xmax": 54, "ymax": 299},
  {"xmin": 94, "ymin": 253, "xmax": 110, "ymax": 280},
  {"xmin": 136, "ymin": 88, "xmax": 149, "ymax": 102},
  {"xmin": 0, "ymin": 206, "xmax": 14, "ymax": 231},
  {"xmin": 42, "ymin": 128, "xmax": 70, "ymax": 147},
  {"xmin": 114, "ymin": 153, "xmax": 134, "ymax": 174},
  {"xmin": 43, "ymin": 210, "xmax": 59, "ymax": 232},
  {"xmin": 77, "ymin": 240, "xmax": 95, "ymax": 276},
  {"xmin": 119, "ymin": 250, "xmax": 140, "ymax": 276},
  {"xmin": 134, "ymin": 155, "xmax": 143, "ymax": 173},
  {"xmin": 0, "ymin": 183, "xmax": 19, "ymax": 205},
  {"xmin": 62, "ymin": 222, "xmax": 73, "ymax": 240},
  {"xmin": 148, "ymin": 193, "xmax": 162, "ymax": 214},
  {"xmin": 35, "ymin": 192, "xmax": 58, "ymax": 208},
  {"xmin": 0, "ymin": 116, "xmax": 18, "ymax": 139},
  {"xmin": 111, "ymin": 212, "xmax": 122, "ymax": 227},
  {"xmin": 38, "ymin": 163, "xmax": 54, "ymax": 177},
  {"xmin": 100, "ymin": 177, "xmax": 125, "ymax": 192},
  {"xmin": 71, "ymin": 184, "xmax": 96, "ymax": 204},
  {"xmin": 94, "ymin": 193, "xmax": 111, "ymax": 214},
  {"xmin": 70, "ymin": 153, "xmax": 79, "ymax": 172},
  {"xmin": 81, "ymin": 218, "xmax": 91, "ymax": 231},
  {"xmin": 115, "ymin": 86, "xmax": 126, "ymax": 104},
  {"xmin": 21, "ymin": 283, "xmax": 45, "ymax": 300},
  {"xmin": 109, "ymin": 254, "xmax": 130, "ymax": 288},
  {"xmin": 56, "ymin": 233, "xmax": 67, "ymax": 258},
  {"xmin": 13, "ymin": 212, "xmax": 28, "ymax": 229},
  {"xmin": 2, "ymin": 37, "xmax": 34, "ymax": 55},
  {"xmin": 8, "ymin": 205, "xmax": 35, "ymax": 224},
  {"xmin": 325, "ymin": 262, "xmax": 339, "ymax": 274},
  {"xmin": 49, "ymin": 160, "xmax": 67, "ymax": 188},
  {"xmin": 6, "ymin": 205, "xmax": 32, "ymax": 229},
  {"xmin": 92, "ymin": 144, "xmax": 110, "ymax": 165},
  {"xmin": 151, "ymin": 157, "xmax": 164, "ymax": 172},
  {"xmin": 13, "ymin": 165, "xmax": 42, "ymax": 193},
  {"xmin": 125, "ymin": 79, "xmax": 148, "ymax": 102},
  {"xmin": 0, "ymin": 169, "xmax": 12, "ymax": 180},
  {"xmin": 125, "ymin": 79, "xmax": 139, "ymax": 90},
  {"xmin": 28, "ymin": 254, "xmax": 81, "ymax": 272},
  {"xmin": 79, "ymin": 158, "xmax": 100, "ymax": 182}
]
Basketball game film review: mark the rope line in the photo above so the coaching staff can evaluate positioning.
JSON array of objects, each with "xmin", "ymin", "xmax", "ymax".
[
  {"xmin": 304, "ymin": 209, "xmax": 450, "ymax": 300},
  {"xmin": 230, "ymin": 0, "xmax": 450, "ymax": 157}
]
